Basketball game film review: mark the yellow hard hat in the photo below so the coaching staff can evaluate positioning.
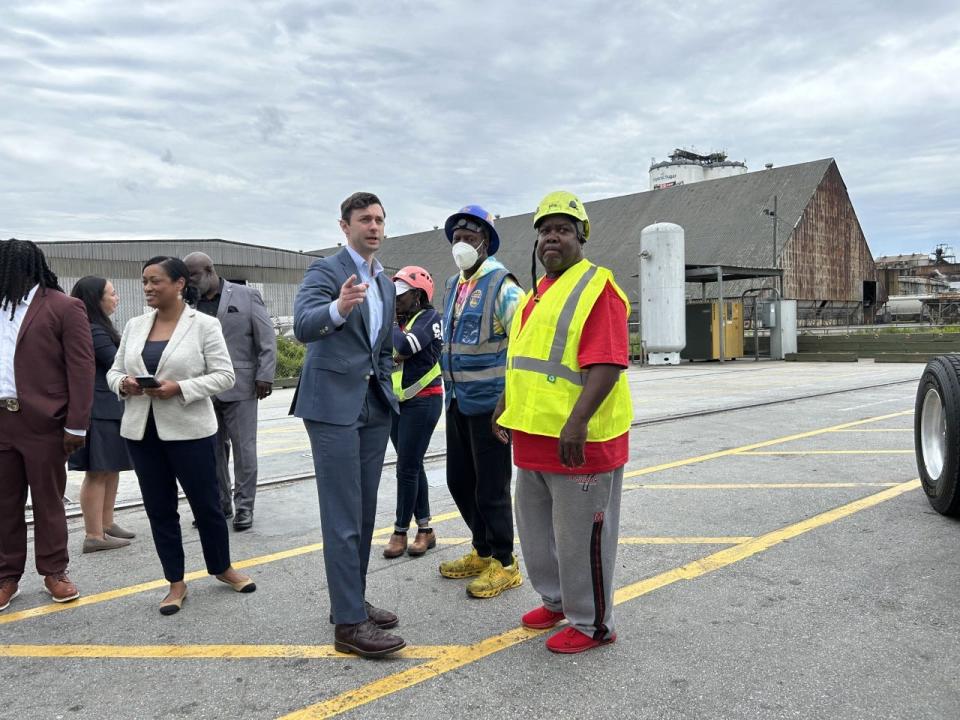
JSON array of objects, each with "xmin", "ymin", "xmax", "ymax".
[{"xmin": 532, "ymin": 190, "xmax": 590, "ymax": 241}]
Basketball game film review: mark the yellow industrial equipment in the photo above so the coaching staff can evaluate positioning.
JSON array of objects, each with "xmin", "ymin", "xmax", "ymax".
[{"xmin": 680, "ymin": 301, "xmax": 744, "ymax": 361}]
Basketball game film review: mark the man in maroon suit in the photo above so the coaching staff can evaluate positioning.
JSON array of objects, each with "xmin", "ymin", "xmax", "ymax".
[{"xmin": 0, "ymin": 239, "xmax": 94, "ymax": 611}]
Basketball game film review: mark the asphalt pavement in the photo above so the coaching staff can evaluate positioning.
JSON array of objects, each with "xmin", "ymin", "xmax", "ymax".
[{"xmin": 6, "ymin": 360, "xmax": 959, "ymax": 720}]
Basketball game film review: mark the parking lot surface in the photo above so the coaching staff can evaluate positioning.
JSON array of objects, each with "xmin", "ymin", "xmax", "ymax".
[{"xmin": 6, "ymin": 361, "xmax": 959, "ymax": 720}]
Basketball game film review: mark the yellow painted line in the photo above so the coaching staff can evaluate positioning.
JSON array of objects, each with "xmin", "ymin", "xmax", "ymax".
[
  {"xmin": 281, "ymin": 479, "xmax": 920, "ymax": 719},
  {"xmin": 738, "ymin": 450, "xmax": 912, "ymax": 456},
  {"xmin": 0, "ymin": 644, "xmax": 464, "ymax": 660},
  {"xmin": 1, "ymin": 412, "xmax": 909, "ymax": 627},
  {"xmin": 0, "ymin": 509, "xmax": 465, "ymax": 627},
  {"xmin": 622, "ymin": 482, "xmax": 899, "ymax": 490},
  {"xmin": 382, "ymin": 510, "xmax": 462, "ymax": 533},
  {"xmin": 435, "ymin": 537, "xmax": 751, "ymax": 545},
  {"xmin": 280, "ymin": 627, "xmax": 550, "ymax": 720},
  {"xmin": 614, "ymin": 479, "xmax": 920, "ymax": 603},
  {"xmin": 624, "ymin": 410, "xmax": 912, "ymax": 478},
  {"xmin": 0, "ymin": 576, "xmax": 179, "ymax": 626},
  {"xmin": 617, "ymin": 536, "xmax": 753, "ymax": 545}
]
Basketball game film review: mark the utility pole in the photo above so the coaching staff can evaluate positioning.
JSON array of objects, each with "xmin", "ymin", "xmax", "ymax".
[
  {"xmin": 764, "ymin": 195, "xmax": 780, "ymax": 294},
  {"xmin": 773, "ymin": 195, "xmax": 779, "ymax": 294}
]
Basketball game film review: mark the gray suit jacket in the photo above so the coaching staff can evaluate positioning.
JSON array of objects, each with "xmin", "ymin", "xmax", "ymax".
[
  {"xmin": 291, "ymin": 248, "xmax": 398, "ymax": 425},
  {"xmin": 214, "ymin": 280, "xmax": 277, "ymax": 402}
]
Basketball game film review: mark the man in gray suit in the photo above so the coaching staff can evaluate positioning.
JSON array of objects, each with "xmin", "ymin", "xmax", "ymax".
[
  {"xmin": 185, "ymin": 252, "xmax": 277, "ymax": 531},
  {"xmin": 291, "ymin": 191, "xmax": 404, "ymax": 658}
]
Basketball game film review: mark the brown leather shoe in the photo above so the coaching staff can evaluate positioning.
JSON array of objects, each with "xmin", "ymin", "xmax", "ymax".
[
  {"xmin": 43, "ymin": 573, "xmax": 80, "ymax": 603},
  {"xmin": 334, "ymin": 619, "xmax": 406, "ymax": 658},
  {"xmin": 0, "ymin": 579, "xmax": 19, "ymax": 612},
  {"xmin": 407, "ymin": 529, "xmax": 436, "ymax": 557},
  {"xmin": 364, "ymin": 601, "xmax": 399, "ymax": 629},
  {"xmin": 383, "ymin": 532, "xmax": 407, "ymax": 559}
]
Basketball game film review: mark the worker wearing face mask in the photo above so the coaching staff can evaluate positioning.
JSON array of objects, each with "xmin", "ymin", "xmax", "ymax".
[{"xmin": 438, "ymin": 205, "xmax": 525, "ymax": 599}]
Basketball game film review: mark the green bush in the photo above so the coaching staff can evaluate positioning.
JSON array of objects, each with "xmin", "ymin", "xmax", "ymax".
[{"xmin": 275, "ymin": 336, "xmax": 306, "ymax": 379}]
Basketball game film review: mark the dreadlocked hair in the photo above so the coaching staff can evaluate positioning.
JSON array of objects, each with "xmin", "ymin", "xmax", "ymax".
[{"xmin": 0, "ymin": 239, "xmax": 61, "ymax": 320}]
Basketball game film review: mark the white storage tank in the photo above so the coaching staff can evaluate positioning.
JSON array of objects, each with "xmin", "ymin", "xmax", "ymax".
[
  {"xmin": 639, "ymin": 222, "xmax": 686, "ymax": 365},
  {"xmin": 703, "ymin": 160, "xmax": 747, "ymax": 181},
  {"xmin": 649, "ymin": 160, "xmax": 704, "ymax": 189}
]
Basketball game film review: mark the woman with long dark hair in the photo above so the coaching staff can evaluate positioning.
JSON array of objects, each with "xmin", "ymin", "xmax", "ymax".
[
  {"xmin": 69, "ymin": 276, "xmax": 136, "ymax": 553},
  {"xmin": 107, "ymin": 257, "xmax": 255, "ymax": 615}
]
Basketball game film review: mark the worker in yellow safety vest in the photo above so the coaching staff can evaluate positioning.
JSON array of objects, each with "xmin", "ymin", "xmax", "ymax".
[{"xmin": 494, "ymin": 190, "xmax": 633, "ymax": 654}]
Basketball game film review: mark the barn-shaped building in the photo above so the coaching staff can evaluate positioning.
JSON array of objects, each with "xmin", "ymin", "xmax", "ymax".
[{"xmin": 376, "ymin": 158, "xmax": 877, "ymax": 324}]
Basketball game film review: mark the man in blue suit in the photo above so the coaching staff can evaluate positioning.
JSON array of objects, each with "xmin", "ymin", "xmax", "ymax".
[{"xmin": 291, "ymin": 192, "xmax": 404, "ymax": 658}]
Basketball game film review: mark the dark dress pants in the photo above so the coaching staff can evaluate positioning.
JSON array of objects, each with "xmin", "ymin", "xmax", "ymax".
[
  {"xmin": 0, "ymin": 411, "xmax": 70, "ymax": 580},
  {"xmin": 304, "ymin": 383, "xmax": 391, "ymax": 625},
  {"xmin": 126, "ymin": 414, "xmax": 231, "ymax": 583},
  {"xmin": 445, "ymin": 399, "xmax": 515, "ymax": 566},
  {"xmin": 390, "ymin": 393, "xmax": 442, "ymax": 531}
]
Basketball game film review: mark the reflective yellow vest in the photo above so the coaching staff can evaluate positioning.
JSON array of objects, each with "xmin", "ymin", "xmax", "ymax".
[
  {"xmin": 392, "ymin": 310, "xmax": 442, "ymax": 402},
  {"xmin": 497, "ymin": 259, "xmax": 633, "ymax": 441}
]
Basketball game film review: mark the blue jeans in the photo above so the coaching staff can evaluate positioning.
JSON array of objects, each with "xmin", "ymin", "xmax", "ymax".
[{"xmin": 390, "ymin": 393, "xmax": 443, "ymax": 532}]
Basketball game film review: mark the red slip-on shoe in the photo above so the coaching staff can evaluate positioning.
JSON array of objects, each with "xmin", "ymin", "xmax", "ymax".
[
  {"xmin": 545, "ymin": 626, "xmax": 616, "ymax": 654},
  {"xmin": 521, "ymin": 606, "xmax": 566, "ymax": 630}
]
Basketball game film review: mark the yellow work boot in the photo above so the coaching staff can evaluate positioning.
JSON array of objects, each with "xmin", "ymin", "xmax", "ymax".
[
  {"xmin": 439, "ymin": 548, "xmax": 492, "ymax": 579},
  {"xmin": 466, "ymin": 556, "xmax": 522, "ymax": 598}
]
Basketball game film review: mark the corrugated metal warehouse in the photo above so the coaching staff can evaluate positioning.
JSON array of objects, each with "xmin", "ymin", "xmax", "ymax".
[
  {"xmin": 375, "ymin": 158, "xmax": 877, "ymax": 323},
  {"xmin": 35, "ymin": 157, "xmax": 875, "ymax": 331},
  {"xmin": 38, "ymin": 239, "xmax": 318, "ymax": 330}
]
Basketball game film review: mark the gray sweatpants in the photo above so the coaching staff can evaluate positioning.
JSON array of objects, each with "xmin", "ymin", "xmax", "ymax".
[{"xmin": 515, "ymin": 466, "xmax": 623, "ymax": 640}]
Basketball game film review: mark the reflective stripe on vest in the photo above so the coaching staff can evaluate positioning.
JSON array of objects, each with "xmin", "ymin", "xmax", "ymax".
[
  {"xmin": 441, "ymin": 365, "xmax": 506, "ymax": 383},
  {"xmin": 508, "ymin": 356, "xmax": 585, "ymax": 386},
  {"xmin": 391, "ymin": 310, "xmax": 441, "ymax": 401},
  {"xmin": 394, "ymin": 362, "xmax": 441, "ymax": 401},
  {"xmin": 505, "ymin": 266, "xmax": 598, "ymax": 385},
  {"xmin": 498, "ymin": 260, "xmax": 633, "ymax": 442},
  {"xmin": 447, "ymin": 337, "xmax": 509, "ymax": 356}
]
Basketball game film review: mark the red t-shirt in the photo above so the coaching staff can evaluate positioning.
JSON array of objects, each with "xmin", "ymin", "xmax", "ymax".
[{"xmin": 511, "ymin": 276, "xmax": 630, "ymax": 474}]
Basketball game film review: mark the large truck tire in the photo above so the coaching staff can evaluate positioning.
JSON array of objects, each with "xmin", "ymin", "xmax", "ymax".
[{"xmin": 915, "ymin": 355, "xmax": 960, "ymax": 516}]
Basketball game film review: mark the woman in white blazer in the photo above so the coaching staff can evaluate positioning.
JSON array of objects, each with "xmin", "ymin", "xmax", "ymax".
[{"xmin": 108, "ymin": 256, "xmax": 256, "ymax": 615}]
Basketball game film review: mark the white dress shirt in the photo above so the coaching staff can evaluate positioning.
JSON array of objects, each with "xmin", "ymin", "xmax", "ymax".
[
  {"xmin": 0, "ymin": 284, "xmax": 84, "ymax": 435},
  {"xmin": 0, "ymin": 284, "xmax": 38, "ymax": 397}
]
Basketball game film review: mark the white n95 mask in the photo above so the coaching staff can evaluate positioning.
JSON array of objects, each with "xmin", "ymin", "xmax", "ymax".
[{"xmin": 452, "ymin": 242, "xmax": 479, "ymax": 271}]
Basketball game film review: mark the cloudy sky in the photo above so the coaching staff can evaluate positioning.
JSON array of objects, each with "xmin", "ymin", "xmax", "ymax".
[{"xmin": 1, "ymin": 0, "xmax": 957, "ymax": 257}]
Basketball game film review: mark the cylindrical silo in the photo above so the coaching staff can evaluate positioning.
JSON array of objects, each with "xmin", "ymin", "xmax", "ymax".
[
  {"xmin": 704, "ymin": 160, "xmax": 748, "ymax": 181},
  {"xmin": 639, "ymin": 223, "xmax": 686, "ymax": 365},
  {"xmin": 649, "ymin": 160, "xmax": 704, "ymax": 189}
]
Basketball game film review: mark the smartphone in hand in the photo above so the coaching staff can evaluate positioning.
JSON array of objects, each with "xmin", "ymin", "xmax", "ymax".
[{"xmin": 135, "ymin": 375, "xmax": 161, "ymax": 389}]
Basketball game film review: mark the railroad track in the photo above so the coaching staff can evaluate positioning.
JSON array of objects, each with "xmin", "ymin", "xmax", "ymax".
[{"xmin": 34, "ymin": 377, "xmax": 919, "ymax": 525}]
